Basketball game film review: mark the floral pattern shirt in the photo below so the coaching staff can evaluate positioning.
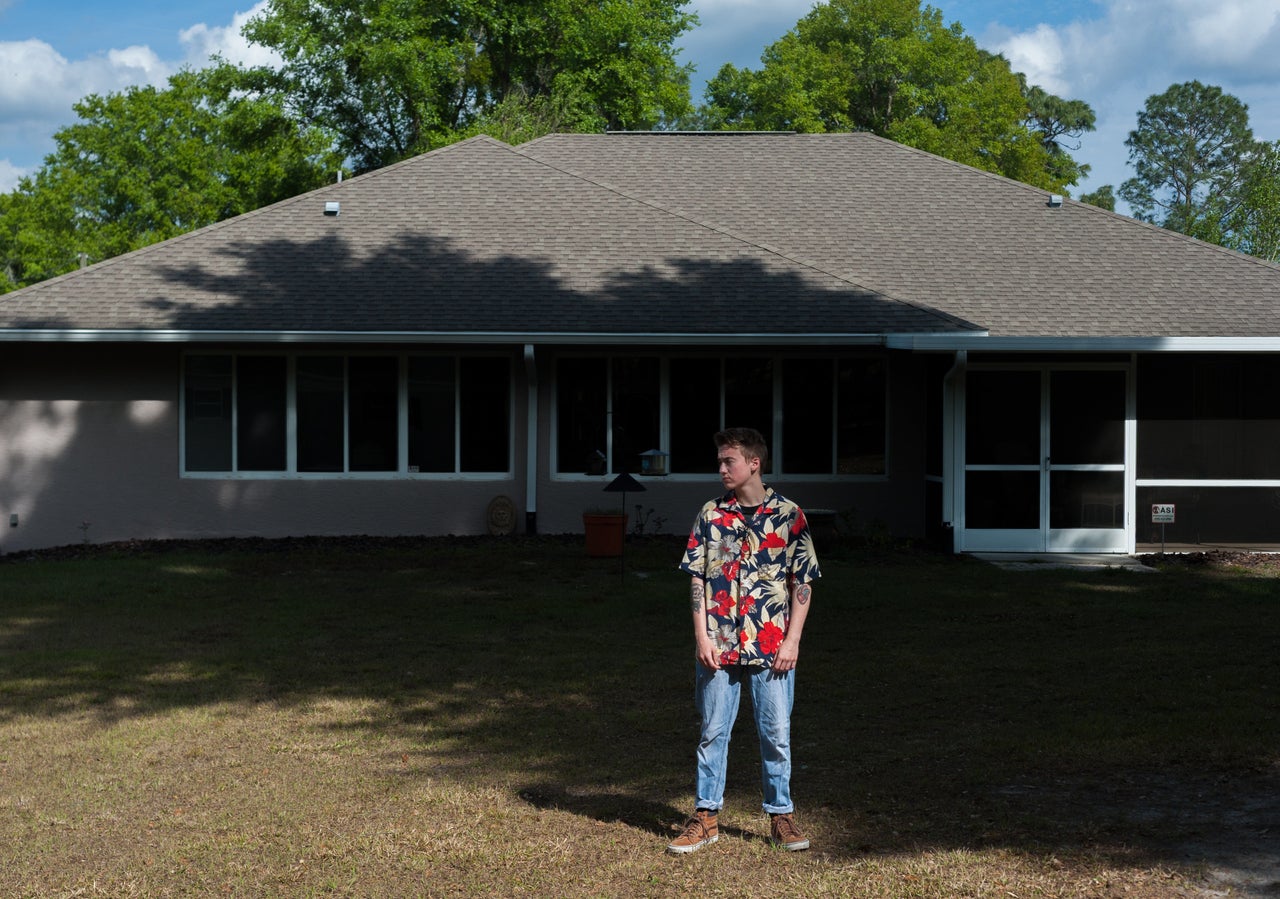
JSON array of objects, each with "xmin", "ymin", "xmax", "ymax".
[{"xmin": 680, "ymin": 486, "xmax": 821, "ymax": 668}]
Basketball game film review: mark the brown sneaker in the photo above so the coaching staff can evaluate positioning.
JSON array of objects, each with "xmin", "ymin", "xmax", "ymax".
[
  {"xmin": 769, "ymin": 812, "xmax": 810, "ymax": 851},
  {"xmin": 666, "ymin": 809, "xmax": 719, "ymax": 854}
]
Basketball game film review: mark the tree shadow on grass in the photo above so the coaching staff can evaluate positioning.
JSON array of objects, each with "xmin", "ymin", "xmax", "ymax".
[{"xmin": 1, "ymin": 538, "xmax": 1278, "ymax": 892}]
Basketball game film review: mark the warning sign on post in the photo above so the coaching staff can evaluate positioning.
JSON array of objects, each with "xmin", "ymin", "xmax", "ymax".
[{"xmin": 1151, "ymin": 504, "xmax": 1176, "ymax": 523}]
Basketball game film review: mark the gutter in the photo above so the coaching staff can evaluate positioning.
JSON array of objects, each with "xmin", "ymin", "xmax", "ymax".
[
  {"xmin": 13, "ymin": 329, "xmax": 1280, "ymax": 352},
  {"xmin": 887, "ymin": 334, "xmax": 1280, "ymax": 352},
  {"xmin": 0, "ymin": 329, "xmax": 893, "ymax": 346}
]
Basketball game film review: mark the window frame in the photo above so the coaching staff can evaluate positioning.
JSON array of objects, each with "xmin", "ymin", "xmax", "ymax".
[
  {"xmin": 550, "ymin": 351, "xmax": 889, "ymax": 480},
  {"xmin": 180, "ymin": 350, "xmax": 515, "ymax": 480}
]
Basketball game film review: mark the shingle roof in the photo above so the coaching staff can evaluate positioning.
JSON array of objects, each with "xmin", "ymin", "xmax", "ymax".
[
  {"xmin": 0, "ymin": 135, "xmax": 971, "ymax": 340},
  {"xmin": 522, "ymin": 132, "xmax": 1280, "ymax": 340},
  {"xmin": 4, "ymin": 131, "xmax": 1280, "ymax": 342}
]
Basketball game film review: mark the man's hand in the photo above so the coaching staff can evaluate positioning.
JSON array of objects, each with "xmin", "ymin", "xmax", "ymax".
[
  {"xmin": 771, "ymin": 636, "xmax": 799, "ymax": 672},
  {"xmin": 772, "ymin": 581, "xmax": 812, "ymax": 673},
  {"xmin": 696, "ymin": 637, "xmax": 722, "ymax": 670}
]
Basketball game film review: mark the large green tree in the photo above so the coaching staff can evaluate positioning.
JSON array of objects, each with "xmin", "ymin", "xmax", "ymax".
[
  {"xmin": 239, "ymin": 0, "xmax": 697, "ymax": 173},
  {"xmin": 1223, "ymin": 140, "xmax": 1280, "ymax": 262},
  {"xmin": 0, "ymin": 66, "xmax": 340, "ymax": 292},
  {"xmin": 1119, "ymin": 80, "xmax": 1255, "ymax": 241},
  {"xmin": 1023, "ymin": 81, "xmax": 1095, "ymax": 187},
  {"xmin": 697, "ymin": 0, "xmax": 1091, "ymax": 191},
  {"xmin": 1078, "ymin": 184, "xmax": 1116, "ymax": 212}
]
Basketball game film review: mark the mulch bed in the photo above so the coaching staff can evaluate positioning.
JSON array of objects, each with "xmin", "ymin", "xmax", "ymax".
[{"xmin": 1139, "ymin": 550, "xmax": 1280, "ymax": 574}]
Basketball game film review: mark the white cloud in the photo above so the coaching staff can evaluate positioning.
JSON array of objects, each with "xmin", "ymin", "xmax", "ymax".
[
  {"xmin": 0, "ymin": 39, "xmax": 164, "ymax": 117},
  {"xmin": 0, "ymin": 157, "xmax": 26, "ymax": 189},
  {"xmin": 179, "ymin": 2, "xmax": 280, "ymax": 69},
  {"xmin": 993, "ymin": 23, "xmax": 1068, "ymax": 95},
  {"xmin": 0, "ymin": 4, "xmax": 281, "ymax": 191},
  {"xmin": 978, "ymin": 0, "xmax": 1280, "ymax": 202},
  {"xmin": 0, "ymin": 38, "xmax": 172, "ymax": 189}
]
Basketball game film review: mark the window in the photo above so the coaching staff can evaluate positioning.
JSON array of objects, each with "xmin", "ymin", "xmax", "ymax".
[
  {"xmin": 553, "ymin": 357, "xmax": 661, "ymax": 474},
  {"xmin": 349, "ymin": 357, "xmax": 398, "ymax": 471},
  {"xmin": 555, "ymin": 354, "xmax": 886, "ymax": 476},
  {"xmin": 555, "ymin": 358, "xmax": 608, "ymax": 473},
  {"xmin": 1138, "ymin": 354, "xmax": 1280, "ymax": 479},
  {"xmin": 183, "ymin": 352, "xmax": 512, "ymax": 477},
  {"xmin": 459, "ymin": 357, "xmax": 512, "ymax": 472},
  {"xmin": 183, "ymin": 355, "xmax": 232, "ymax": 472},
  {"xmin": 408, "ymin": 357, "xmax": 455, "ymax": 472},
  {"xmin": 297, "ymin": 357, "xmax": 344, "ymax": 472}
]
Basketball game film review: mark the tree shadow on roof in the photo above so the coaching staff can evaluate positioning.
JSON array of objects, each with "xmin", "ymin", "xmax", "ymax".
[{"xmin": 4, "ymin": 229, "xmax": 978, "ymax": 335}]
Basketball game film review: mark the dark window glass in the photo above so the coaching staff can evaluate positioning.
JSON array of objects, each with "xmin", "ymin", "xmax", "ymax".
[
  {"xmin": 724, "ymin": 357, "xmax": 773, "ymax": 472},
  {"xmin": 297, "ymin": 356, "xmax": 345, "ymax": 472},
  {"xmin": 184, "ymin": 355, "xmax": 232, "ymax": 471},
  {"xmin": 966, "ymin": 370, "xmax": 1040, "ymax": 465},
  {"xmin": 837, "ymin": 358, "xmax": 886, "ymax": 474},
  {"xmin": 783, "ymin": 358, "xmax": 833, "ymax": 474},
  {"xmin": 611, "ymin": 357, "xmax": 659, "ymax": 473},
  {"xmin": 236, "ymin": 356, "xmax": 286, "ymax": 471},
  {"xmin": 669, "ymin": 357, "xmax": 719, "ymax": 474},
  {"xmin": 408, "ymin": 357, "xmax": 455, "ymax": 473},
  {"xmin": 1050, "ymin": 471, "xmax": 1125, "ymax": 529},
  {"xmin": 965, "ymin": 470, "xmax": 1040, "ymax": 529},
  {"xmin": 349, "ymin": 356, "xmax": 398, "ymax": 471},
  {"xmin": 460, "ymin": 357, "xmax": 510, "ymax": 472},
  {"xmin": 557, "ymin": 357, "xmax": 607, "ymax": 473},
  {"xmin": 1050, "ymin": 370, "xmax": 1125, "ymax": 465},
  {"xmin": 1139, "ymin": 355, "xmax": 1280, "ymax": 479}
]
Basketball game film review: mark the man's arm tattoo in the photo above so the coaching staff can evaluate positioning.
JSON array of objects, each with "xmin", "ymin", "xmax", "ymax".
[
  {"xmin": 691, "ymin": 581, "xmax": 705, "ymax": 613},
  {"xmin": 795, "ymin": 583, "xmax": 812, "ymax": 606}
]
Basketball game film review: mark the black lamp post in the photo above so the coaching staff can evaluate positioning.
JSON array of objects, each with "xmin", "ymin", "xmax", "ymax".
[{"xmin": 603, "ymin": 471, "xmax": 645, "ymax": 580}]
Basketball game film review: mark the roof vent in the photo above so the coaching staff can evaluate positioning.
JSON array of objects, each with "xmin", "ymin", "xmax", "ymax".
[
  {"xmin": 1047, "ymin": 194, "xmax": 1064, "ymax": 208},
  {"xmin": 324, "ymin": 201, "xmax": 340, "ymax": 216}
]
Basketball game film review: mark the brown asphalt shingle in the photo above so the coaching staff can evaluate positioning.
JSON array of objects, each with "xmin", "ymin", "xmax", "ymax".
[
  {"xmin": 5, "ymin": 131, "xmax": 1279, "ymax": 340},
  {"xmin": 0, "ymin": 136, "xmax": 969, "ymax": 338},
  {"xmin": 521, "ymin": 132, "xmax": 1280, "ymax": 339}
]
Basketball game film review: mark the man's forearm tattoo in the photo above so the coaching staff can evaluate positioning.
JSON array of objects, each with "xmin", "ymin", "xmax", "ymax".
[
  {"xmin": 691, "ymin": 581, "xmax": 705, "ymax": 613},
  {"xmin": 795, "ymin": 583, "xmax": 812, "ymax": 606}
]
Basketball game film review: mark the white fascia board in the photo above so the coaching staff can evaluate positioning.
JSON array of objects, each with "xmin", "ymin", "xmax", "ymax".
[
  {"xmin": 0, "ymin": 329, "xmax": 891, "ymax": 346},
  {"xmin": 886, "ymin": 334, "xmax": 1280, "ymax": 352}
]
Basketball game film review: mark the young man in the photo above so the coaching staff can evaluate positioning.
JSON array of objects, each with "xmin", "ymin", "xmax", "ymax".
[{"xmin": 668, "ymin": 427, "xmax": 821, "ymax": 854}]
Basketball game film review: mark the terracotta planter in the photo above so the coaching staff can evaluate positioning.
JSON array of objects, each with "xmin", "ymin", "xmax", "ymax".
[{"xmin": 583, "ymin": 512, "xmax": 627, "ymax": 557}]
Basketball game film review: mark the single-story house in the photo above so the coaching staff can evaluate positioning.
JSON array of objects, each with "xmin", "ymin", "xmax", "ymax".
[{"xmin": 4, "ymin": 131, "xmax": 1280, "ymax": 555}]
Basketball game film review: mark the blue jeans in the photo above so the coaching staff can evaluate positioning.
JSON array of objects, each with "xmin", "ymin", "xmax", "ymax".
[{"xmin": 694, "ymin": 663, "xmax": 795, "ymax": 815}]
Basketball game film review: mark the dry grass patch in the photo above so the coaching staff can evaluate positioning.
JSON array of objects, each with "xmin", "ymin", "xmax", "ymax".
[{"xmin": 1, "ymin": 536, "xmax": 1276, "ymax": 897}]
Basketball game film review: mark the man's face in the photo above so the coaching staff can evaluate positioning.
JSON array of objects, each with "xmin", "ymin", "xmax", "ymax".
[{"xmin": 717, "ymin": 445, "xmax": 757, "ymax": 493}]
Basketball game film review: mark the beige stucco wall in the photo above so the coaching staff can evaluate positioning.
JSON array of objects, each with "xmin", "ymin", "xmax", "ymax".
[
  {"xmin": 0, "ymin": 343, "xmax": 931, "ymax": 553},
  {"xmin": 0, "ymin": 344, "xmax": 528, "ymax": 553}
]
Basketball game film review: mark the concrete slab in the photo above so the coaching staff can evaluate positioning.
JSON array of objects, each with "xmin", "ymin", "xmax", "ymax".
[{"xmin": 971, "ymin": 552, "xmax": 1157, "ymax": 572}]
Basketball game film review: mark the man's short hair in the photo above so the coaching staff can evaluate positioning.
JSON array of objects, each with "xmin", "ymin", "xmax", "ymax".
[{"xmin": 715, "ymin": 427, "xmax": 769, "ymax": 470}]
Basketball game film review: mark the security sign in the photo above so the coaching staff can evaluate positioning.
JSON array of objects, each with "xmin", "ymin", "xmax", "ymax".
[{"xmin": 1151, "ymin": 504, "xmax": 1176, "ymax": 524}]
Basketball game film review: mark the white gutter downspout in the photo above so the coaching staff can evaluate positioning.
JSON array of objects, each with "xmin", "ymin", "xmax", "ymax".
[
  {"xmin": 941, "ymin": 350, "xmax": 967, "ymax": 553},
  {"xmin": 523, "ymin": 344, "xmax": 539, "ymax": 535}
]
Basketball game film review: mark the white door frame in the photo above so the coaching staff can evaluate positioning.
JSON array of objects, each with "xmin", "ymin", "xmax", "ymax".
[{"xmin": 950, "ymin": 360, "xmax": 1133, "ymax": 553}]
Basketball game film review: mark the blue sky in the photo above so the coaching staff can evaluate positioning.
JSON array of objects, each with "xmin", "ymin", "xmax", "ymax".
[{"xmin": 3, "ymin": 0, "xmax": 1280, "ymax": 213}]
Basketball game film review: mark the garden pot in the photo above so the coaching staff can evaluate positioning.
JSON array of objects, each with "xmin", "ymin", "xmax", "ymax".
[{"xmin": 583, "ymin": 512, "xmax": 627, "ymax": 557}]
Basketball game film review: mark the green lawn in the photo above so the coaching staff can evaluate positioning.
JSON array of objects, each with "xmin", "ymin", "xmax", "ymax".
[{"xmin": 1, "ymin": 536, "xmax": 1276, "ymax": 897}]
